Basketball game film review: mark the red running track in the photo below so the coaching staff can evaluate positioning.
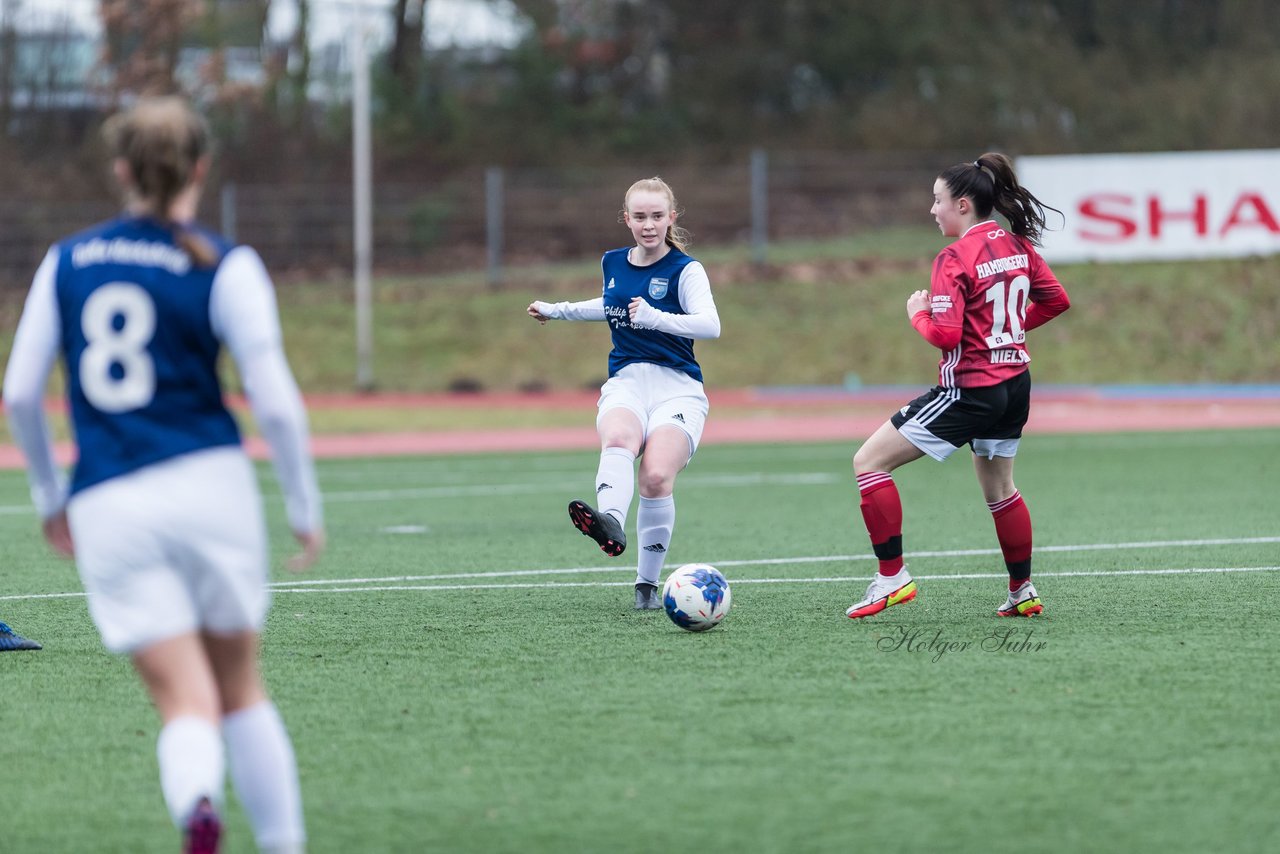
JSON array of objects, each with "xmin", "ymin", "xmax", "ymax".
[{"xmin": 2, "ymin": 389, "xmax": 1276, "ymax": 467}]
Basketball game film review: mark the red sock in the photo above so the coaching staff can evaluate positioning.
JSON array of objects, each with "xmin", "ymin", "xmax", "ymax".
[
  {"xmin": 988, "ymin": 491, "xmax": 1032, "ymax": 590},
  {"xmin": 857, "ymin": 472, "xmax": 903, "ymax": 576}
]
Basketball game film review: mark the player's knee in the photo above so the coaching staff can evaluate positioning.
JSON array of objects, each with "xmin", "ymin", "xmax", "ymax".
[
  {"xmin": 217, "ymin": 677, "xmax": 269, "ymax": 716},
  {"xmin": 600, "ymin": 433, "xmax": 640, "ymax": 453},
  {"xmin": 638, "ymin": 468, "xmax": 675, "ymax": 496},
  {"xmin": 852, "ymin": 447, "xmax": 878, "ymax": 475},
  {"xmin": 597, "ymin": 406, "xmax": 644, "ymax": 451},
  {"xmin": 983, "ymin": 482, "xmax": 1017, "ymax": 504}
]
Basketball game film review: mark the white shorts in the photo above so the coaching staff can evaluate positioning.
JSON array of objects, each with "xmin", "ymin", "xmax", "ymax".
[
  {"xmin": 67, "ymin": 446, "xmax": 270, "ymax": 654},
  {"xmin": 597, "ymin": 362, "xmax": 710, "ymax": 455}
]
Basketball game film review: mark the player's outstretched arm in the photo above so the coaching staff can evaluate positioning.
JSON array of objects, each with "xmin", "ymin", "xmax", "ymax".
[{"xmin": 527, "ymin": 298, "xmax": 606, "ymax": 323}]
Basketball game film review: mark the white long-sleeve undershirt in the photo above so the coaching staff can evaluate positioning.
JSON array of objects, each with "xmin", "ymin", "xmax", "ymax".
[
  {"xmin": 534, "ymin": 260, "xmax": 720, "ymax": 339},
  {"xmin": 533, "ymin": 296, "xmax": 606, "ymax": 322},
  {"xmin": 3, "ymin": 249, "xmax": 67, "ymax": 519},
  {"xmin": 210, "ymin": 247, "xmax": 323, "ymax": 534}
]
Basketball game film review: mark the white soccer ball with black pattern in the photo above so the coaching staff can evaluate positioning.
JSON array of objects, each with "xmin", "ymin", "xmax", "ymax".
[{"xmin": 662, "ymin": 563, "xmax": 732, "ymax": 632}]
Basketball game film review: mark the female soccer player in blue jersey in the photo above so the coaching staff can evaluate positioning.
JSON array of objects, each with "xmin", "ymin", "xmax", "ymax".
[
  {"xmin": 527, "ymin": 177, "xmax": 721, "ymax": 610},
  {"xmin": 845, "ymin": 153, "xmax": 1070, "ymax": 622},
  {"xmin": 3, "ymin": 97, "xmax": 322, "ymax": 854}
]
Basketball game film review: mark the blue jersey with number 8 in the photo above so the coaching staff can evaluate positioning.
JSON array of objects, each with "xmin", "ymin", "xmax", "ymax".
[{"xmin": 55, "ymin": 216, "xmax": 241, "ymax": 494}]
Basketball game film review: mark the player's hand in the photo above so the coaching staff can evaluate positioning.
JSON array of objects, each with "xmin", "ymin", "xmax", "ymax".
[
  {"xmin": 287, "ymin": 528, "xmax": 326, "ymax": 573},
  {"xmin": 628, "ymin": 297, "xmax": 660, "ymax": 329},
  {"xmin": 527, "ymin": 301, "xmax": 552, "ymax": 324},
  {"xmin": 906, "ymin": 289, "xmax": 932, "ymax": 318},
  {"xmin": 42, "ymin": 510, "xmax": 74, "ymax": 558}
]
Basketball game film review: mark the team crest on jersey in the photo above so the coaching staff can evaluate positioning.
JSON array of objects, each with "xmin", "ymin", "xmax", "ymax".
[{"xmin": 648, "ymin": 278, "xmax": 669, "ymax": 299}]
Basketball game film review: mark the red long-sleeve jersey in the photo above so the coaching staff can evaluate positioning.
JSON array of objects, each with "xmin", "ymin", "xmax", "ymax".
[{"xmin": 912, "ymin": 220, "xmax": 1070, "ymax": 388}]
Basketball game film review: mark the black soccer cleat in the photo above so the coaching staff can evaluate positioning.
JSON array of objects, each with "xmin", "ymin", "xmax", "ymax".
[
  {"xmin": 634, "ymin": 583, "xmax": 662, "ymax": 610},
  {"xmin": 0, "ymin": 622, "xmax": 41, "ymax": 652},
  {"xmin": 568, "ymin": 500, "xmax": 626, "ymax": 557}
]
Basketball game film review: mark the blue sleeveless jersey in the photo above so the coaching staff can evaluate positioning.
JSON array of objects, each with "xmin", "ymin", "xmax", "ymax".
[
  {"xmin": 54, "ymin": 216, "xmax": 241, "ymax": 495},
  {"xmin": 601, "ymin": 247, "xmax": 703, "ymax": 382}
]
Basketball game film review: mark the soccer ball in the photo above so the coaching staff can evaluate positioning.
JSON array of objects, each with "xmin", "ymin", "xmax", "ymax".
[{"xmin": 661, "ymin": 563, "xmax": 731, "ymax": 632}]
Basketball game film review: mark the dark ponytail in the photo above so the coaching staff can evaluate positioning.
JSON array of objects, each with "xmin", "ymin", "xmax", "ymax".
[{"xmin": 939, "ymin": 152, "xmax": 1062, "ymax": 246}]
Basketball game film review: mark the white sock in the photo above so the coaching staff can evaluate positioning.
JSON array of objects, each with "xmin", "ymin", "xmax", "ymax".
[
  {"xmin": 223, "ymin": 702, "xmax": 306, "ymax": 851},
  {"xmin": 594, "ymin": 447, "xmax": 636, "ymax": 527},
  {"xmin": 157, "ymin": 715, "xmax": 225, "ymax": 828},
  {"xmin": 636, "ymin": 494, "xmax": 675, "ymax": 587}
]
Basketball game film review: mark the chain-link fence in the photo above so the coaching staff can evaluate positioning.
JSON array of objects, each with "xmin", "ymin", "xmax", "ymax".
[{"xmin": 0, "ymin": 149, "xmax": 965, "ymax": 290}]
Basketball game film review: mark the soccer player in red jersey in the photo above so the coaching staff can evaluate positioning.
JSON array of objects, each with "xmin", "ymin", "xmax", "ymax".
[{"xmin": 846, "ymin": 152, "xmax": 1071, "ymax": 620}]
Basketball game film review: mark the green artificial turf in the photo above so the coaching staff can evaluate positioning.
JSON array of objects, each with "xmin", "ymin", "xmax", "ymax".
[{"xmin": 1, "ymin": 429, "xmax": 1278, "ymax": 852}]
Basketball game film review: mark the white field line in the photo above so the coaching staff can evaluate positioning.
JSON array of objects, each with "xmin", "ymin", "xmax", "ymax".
[
  {"xmin": 261, "ymin": 536, "xmax": 1280, "ymax": 588},
  {"xmin": 3, "ymin": 428, "xmax": 1275, "ymax": 511},
  {"xmin": 2, "ymin": 536, "xmax": 1276, "ymax": 602},
  {"xmin": 0, "ymin": 591, "xmax": 92, "ymax": 602},
  {"xmin": 315, "ymin": 472, "xmax": 836, "ymax": 502},
  {"xmin": 8, "ymin": 565, "xmax": 1280, "ymax": 601},
  {"xmin": 272, "ymin": 565, "xmax": 1280, "ymax": 594}
]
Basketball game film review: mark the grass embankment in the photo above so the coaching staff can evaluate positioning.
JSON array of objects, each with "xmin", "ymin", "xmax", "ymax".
[
  {"xmin": 0, "ymin": 227, "xmax": 1276, "ymax": 441},
  {"xmin": 270, "ymin": 227, "xmax": 1280, "ymax": 393}
]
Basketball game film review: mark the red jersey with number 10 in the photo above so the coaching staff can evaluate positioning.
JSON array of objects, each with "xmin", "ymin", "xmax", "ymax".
[{"xmin": 926, "ymin": 219, "xmax": 1070, "ymax": 388}]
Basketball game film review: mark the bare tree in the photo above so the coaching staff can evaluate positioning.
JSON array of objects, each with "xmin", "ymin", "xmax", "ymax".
[
  {"xmin": 281, "ymin": 0, "xmax": 311, "ymax": 126},
  {"xmin": 389, "ymin": 0, "xmax": 427, "ymax": 84},
  {"xmin": 0, "ymin": 4, "xmax": 16, "ymax": 128},
  {"xmin": 99, "ymin": 0, "xmax": 206, "ymax": 96}
]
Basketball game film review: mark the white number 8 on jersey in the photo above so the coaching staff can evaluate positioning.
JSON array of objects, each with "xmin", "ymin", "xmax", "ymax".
[{"xmin": 80, "ymin": 283, "xmax": 156, "ymax": 413}]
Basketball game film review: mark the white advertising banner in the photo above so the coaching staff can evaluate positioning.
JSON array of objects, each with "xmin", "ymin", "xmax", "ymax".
[{"xmin": 1016, "ymin": 150, "xmax": 1280, "ymax": 263}]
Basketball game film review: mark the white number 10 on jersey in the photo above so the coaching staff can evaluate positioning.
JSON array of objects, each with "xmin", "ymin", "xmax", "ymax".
[
  {"xmin": 79, "ymin": 283, "xmax": 156, "ymax": 413},
  {"xmin": 983, "ymin": 274, "xmax": 1030, "ymax": 348}
]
